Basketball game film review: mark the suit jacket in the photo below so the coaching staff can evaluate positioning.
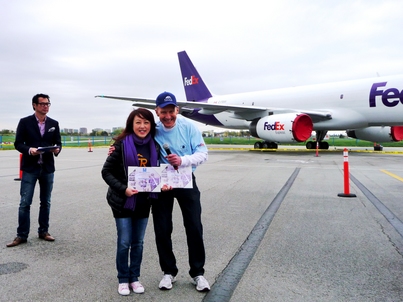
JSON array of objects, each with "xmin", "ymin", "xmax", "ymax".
[{"xmin": 14, "ymin": 114, "xmax": 62, "ymax": 173}]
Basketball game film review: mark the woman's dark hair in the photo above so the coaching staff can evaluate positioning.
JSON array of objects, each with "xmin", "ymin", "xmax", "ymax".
[{"xmin": 114, "ymin": 108, "xmax": 156, "ymax": 143}]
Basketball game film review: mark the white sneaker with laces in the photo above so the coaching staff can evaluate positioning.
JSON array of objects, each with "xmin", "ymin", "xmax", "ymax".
[
  {"xmin": 130, "ymin": 281, "xmax": 145, "ymax": 294},
  {"xmin": 192, "ymin": 275, "xmax": 210, "ymax": 292},
  {"xmin": 118, "ymin": 283, "xmax": 130, "ymax": 295},
  {"xmin": 159, "ymin": 274, "xmax": 176, "ymax": 290}
]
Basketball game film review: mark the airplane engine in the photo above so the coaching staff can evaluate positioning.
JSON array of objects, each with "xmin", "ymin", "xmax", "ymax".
[
  {"xmin": 346, "ymin": 126, "xmax": 403, "ymax": 142},
  {"xmin": 249, "ymin": 113, "xmax": 313, "ymax": 143}
]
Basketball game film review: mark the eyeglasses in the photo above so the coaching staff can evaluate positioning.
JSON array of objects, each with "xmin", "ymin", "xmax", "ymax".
[{"xmin": 37, "ymin": 102, "xmax": 51, "ymax": 107}]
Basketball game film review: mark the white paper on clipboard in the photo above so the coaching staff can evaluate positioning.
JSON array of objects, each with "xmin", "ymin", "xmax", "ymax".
[
  {"xmin": 127, "ymin": 166, "xmax": 162, "ymax": 192},
  {"xmin": 160, "ymin": 164, "xmax": 193, "ymax": 189}
]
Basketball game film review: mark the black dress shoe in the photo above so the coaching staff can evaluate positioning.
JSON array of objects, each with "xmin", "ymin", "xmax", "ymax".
[
  {"xmin": 39, "ymin": 232, "xmax": 55, "ymax": 241},
  {"xmin": 6, "ymin": 237, "xmax": 27, "ymax": 247}
]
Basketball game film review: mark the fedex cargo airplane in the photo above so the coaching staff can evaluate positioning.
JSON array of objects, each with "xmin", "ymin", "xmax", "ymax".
[{"xmin": 97, "ymin": 51, "xmax": 403, "ymax": 149}]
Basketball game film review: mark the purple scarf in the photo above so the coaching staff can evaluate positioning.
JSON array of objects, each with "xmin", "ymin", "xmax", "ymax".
[{"xmin": 123, "ymin": 133, "xmax": 158, "ymax": 211}]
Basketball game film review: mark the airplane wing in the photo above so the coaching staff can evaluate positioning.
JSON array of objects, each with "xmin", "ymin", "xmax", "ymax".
[{"xmin": 95, "ymin": 95, "xmax": 332, "ymax": 122}]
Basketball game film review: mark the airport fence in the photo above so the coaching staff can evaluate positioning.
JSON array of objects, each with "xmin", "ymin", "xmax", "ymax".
[
  {"xmin": 0, "ymin": 135, "xmax": 114, "ymax": 150},
  {"xmin": 2, "ymin": 135, "xmax": 403, "ymax": 150}
]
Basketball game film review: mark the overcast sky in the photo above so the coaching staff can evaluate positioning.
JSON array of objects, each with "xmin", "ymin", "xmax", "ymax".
[{"xmin": 1, "ymin": 0, "xmax": 402, "ymax": 132}]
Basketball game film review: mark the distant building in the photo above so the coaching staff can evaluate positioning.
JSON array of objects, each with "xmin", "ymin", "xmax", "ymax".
[{"xmin": 60, "ymin": 127, "xmax": 122, "ymax": 135}]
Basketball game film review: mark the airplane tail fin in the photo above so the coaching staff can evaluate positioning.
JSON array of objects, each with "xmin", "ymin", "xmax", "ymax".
[{"xmin": 178, "ymin": 51, "xmax": 212, "ymax": 101}]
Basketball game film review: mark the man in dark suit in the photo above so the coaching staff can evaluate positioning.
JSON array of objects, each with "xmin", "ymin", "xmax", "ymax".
[{"xmin": 7, "ymin": 93, "xmax": 62, "ymax": 247}]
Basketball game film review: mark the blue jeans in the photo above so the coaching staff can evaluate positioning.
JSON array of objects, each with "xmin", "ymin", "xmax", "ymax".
[
  {"xmin": 17, "ymin": 168, "xmax": 54, "ymax": 239},
  {"xmin": 115, "ymin": 217, "xmax": 148, "ymax": 283}
]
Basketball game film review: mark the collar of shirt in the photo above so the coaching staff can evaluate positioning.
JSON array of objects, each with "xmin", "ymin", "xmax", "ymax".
[{"xmin": 35, "ymin": 115, "xmax": 47, "ymax": 137}]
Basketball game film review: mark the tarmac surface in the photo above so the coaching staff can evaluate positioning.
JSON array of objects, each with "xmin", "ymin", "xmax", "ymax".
[{"xmin": 1, "ymin": 146, "xmax": 403, "ymax": 301}]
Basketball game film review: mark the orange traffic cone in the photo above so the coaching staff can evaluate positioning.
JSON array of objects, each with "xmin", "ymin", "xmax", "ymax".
[
  {"xmin": 14, "ymin": 153, "xmax": 23, "ymax": 181},
  {"xmin": 338, "ymin": 148, "xmax": 356, "ymax": 198},
  {"xmin": 88, "ymin": 139, "xmax": 93, "ymax": 152}
]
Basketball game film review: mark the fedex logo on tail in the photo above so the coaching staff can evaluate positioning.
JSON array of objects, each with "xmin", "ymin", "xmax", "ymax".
[
  {"xmin": 264, "ymin": 122, "xmax": 285, "ymax": 131},
  {"xmin": 184, "ymin": 75, "xmax": 199, "ymax": 86},
  {"xmin": 369, "ymin": 82, "xmax": 403, "ymax": 107}
]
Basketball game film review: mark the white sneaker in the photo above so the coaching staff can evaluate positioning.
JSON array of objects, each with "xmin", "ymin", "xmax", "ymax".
[
  {"xmin": 130, "ymin": 281, "xmax": 145, "ymax": 294},
  {"xmin": 118, "ymin": 283, "xmax": 130, "ymax": 295},
  {"xmin": 159, "ymin": 274, "xmax": 176, "ymax": 290},
  {"xmin": 192, "ymin": 275, "xmax": 210, "ymax": 292}
]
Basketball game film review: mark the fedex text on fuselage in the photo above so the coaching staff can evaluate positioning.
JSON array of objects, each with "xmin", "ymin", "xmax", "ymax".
[{"xmin": 369, "ymin": 82, "xmax": 403, "ymax": 107}]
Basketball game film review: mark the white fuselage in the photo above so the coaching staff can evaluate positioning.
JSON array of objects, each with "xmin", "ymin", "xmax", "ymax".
[{"xmin": 206, "ymin": 74, "xmax": 403, "ymax": 131}]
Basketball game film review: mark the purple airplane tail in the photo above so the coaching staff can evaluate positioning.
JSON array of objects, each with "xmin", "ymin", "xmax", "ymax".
[{"xmin": 178, "ymin": 51, "xmax": 212, "ymax": 102}]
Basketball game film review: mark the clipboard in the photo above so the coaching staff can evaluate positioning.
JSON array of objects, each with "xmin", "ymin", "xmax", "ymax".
[{"xmin": 37, "ymin": 146, "xmax": 59, "ymax": 152}]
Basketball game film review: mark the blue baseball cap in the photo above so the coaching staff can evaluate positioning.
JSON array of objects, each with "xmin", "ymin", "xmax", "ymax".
[{"xmin": 156, "ymin": 91, "xmax": 177, "ymax": 108}]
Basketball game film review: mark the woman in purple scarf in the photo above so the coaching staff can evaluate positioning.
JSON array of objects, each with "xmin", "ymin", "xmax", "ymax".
[{"xmin": 102, "ymin": 108, "xmax": 161, "ymax": 296}]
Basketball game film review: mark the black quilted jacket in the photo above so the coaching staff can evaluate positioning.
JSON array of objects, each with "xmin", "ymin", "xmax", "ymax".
[{"xmin": 101, "ymin": 141, "xmax": 159, "ymax": 218}]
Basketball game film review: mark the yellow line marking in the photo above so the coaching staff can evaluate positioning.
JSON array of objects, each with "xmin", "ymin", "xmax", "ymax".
[{"xmin": 381, "ymin": 169, "xmax": 403, "ymax": 182}]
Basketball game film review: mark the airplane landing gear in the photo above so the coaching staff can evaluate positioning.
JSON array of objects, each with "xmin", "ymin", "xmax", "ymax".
[
  {"xmin": 254, "ymin": 141, "xmax": 278, "ymax": 149},
  {"xmin": 305, "ymin": 130, "xmax": 329, "ymax": 150},
  {"xmin": 305, "ymin": 141, "xmax": 329, "ymax": 149},
  {"xmin": 254, "ymin": 142, "xmax": 262, "ymax": 149}
]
